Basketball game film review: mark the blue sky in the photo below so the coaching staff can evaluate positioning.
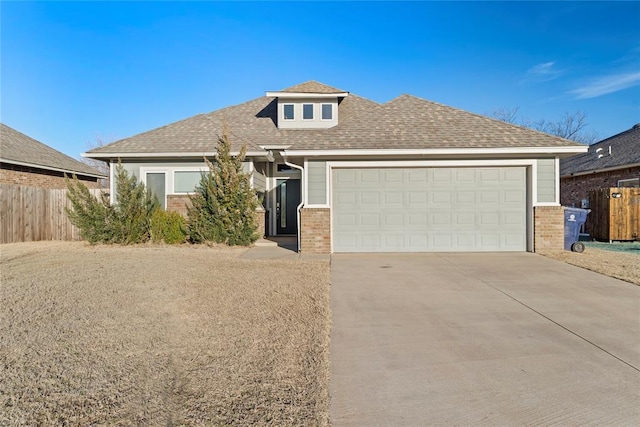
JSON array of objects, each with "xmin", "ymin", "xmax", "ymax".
[{"xmin": 2, "ymin": 1, "xmax": 639, "ymax": 158}]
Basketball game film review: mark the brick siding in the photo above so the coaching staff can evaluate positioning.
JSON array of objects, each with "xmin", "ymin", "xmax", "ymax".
[
  {"xmin": 1, "ymin": 164, "xmax": 100, "ymax": 189},
  {"xmin": 300, "ymin": 208, "xmax": 331, "ymax": 254},
  {"xmin": 255, "ymin": 209, "xmax": 266, "ymax": 238},
  {"xmin": 560, "ymin": 166, "xmax": 640, "ymax": 207},
  {"xmin": 534, "ymin": 206, "xmax": 564, "ymax": 253},
  {"xmin": 166, "ymin": 194, "xmax": 192, "ymax": 217}
]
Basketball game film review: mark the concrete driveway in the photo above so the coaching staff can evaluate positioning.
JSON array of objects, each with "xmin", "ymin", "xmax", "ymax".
[{"xmin": 330, "ymin": 253, "xmax": 640, "ymax": 426}]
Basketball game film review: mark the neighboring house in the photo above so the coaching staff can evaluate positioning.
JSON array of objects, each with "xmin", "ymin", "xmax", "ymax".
[
  {"xmin": 560, "ymin": 124, "xmax": 640, "ymax": 208},
  {"xmin": 85, "ymin": 81, "xmax": 586, "ymax": 254},
  {"xmin": 1, "ymin": 123, "xmax": 106, "ymax": 188}
]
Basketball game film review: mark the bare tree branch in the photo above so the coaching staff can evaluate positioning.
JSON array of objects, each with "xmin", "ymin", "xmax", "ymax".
[
  {"xmin": 82, "ymin": 137, "xmax": 112, "ymax": 188},
  {"xmin": 490, "ymin": 108, "xmax": 599, "ymax": 144},
  {"xmin": 489, "ymin": 107, "xmax": 520, "ymax": 124}
]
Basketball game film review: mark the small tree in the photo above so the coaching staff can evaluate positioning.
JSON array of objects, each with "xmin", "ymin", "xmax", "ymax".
[
  {"xmin": 187, "ymin": 131, "xmax": 259, "ymax": 245},
  {"xmin": 65, "ymin": 177, "xmax": 112, "ymax": 244},
  {"xmin": 66, "ymin": 163, "xmax": 158, "ymax": 244}
]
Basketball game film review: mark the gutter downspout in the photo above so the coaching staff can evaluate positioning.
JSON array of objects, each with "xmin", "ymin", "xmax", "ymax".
[{"xmin": 282, "ymin": 156, "xmax": 304, "ymax": 253}]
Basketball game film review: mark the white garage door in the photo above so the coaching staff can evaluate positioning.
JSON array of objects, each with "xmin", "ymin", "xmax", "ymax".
[{"xmin": 332, "ymin": 167, "xmax": 527, "ymax": 252}]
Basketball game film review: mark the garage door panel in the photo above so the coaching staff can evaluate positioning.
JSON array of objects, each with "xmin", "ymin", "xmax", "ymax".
[
  {"xmin": 407, "ymin": 169, "xmax": 428, "ymax": 183},
  {"xmin": 432, "ymin": 234, "xmax": 453, "ymax": 250},
  {"xmin": 504, "ymin": 167, "xmax": 525, "ymax": 181},
  {"xmin": 480, "ymin": 191, "xmax": 500, "ymax": 203},
  {"xmin": 479, "ymin": 168, "xmax": 501, "ymax": 183},
  {"xmin": 359, "ymin": 191, "xmax": 380, "ymax": 205},
  {"xmin": 334, "ymin": 191, "xmax": 357, "ymax": 205},
  {"xmin": 407, "ymin": 191, "xmax": 427, "ymax": 205},
  {"xmin": 431, "ymin": 169, "xmax": 452, "ymax": 185},
  {"xmin": 407, "ymin": 213, "xmax": 428, "ymax": 226},
  {"xmin": 384, "ymin": 192, "xmax": 403, "ymax": 205},
  {"xmin": 454, "ymin": 212, "xmax": 476, "ymax": 226},
  {"xmin": 479, "ymin": 212, "xmax": 500, "ymax": 226},
  {"xmin": 456, "ymin": 191, "xmax": 476, "ymax": 204},
  {"xmin": 332, "ymin": 167, "xmax": 527, "ymax": 252},
  {"xmin": 381, "ymin": 169, "xmax": 403, "ymax": 183},
  {"xmin": 431, "ymin": 212, "xmax": 452, "ymax": 226},
  {"xmin": 360, "ymin": 213, "xmax": 379, "ymax": 227},
  {"xmin": 454, "ymin": 169, "xmax": 476, "ymax": 183},
  {"xmin": 431, "ymin": 191, "xmax": 451, "ymax": 204},
  {"xmin": 382, "ymin": 212, "xmax": 403, "ymax": 227},
  {"xmin": 504, "ymin": 190, "xmax": 525, "ymax": 203}
]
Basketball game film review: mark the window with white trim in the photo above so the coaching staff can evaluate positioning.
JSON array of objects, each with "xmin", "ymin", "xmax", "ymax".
[
  {"xmin": 618, "ymin": 178, "xmax": 639, "ymax": 188},
  {"xmin": 174, "ymin": 170, "xmax": 204, "ymax": 193},
  {"xmin": 303, "ymin": 104, "xmax": 314, "ymax": 120},
  {"xmin": 283, "ymin": 104, "xmax": 294, "ymax": 120},
  {"xmin": 321, "ymin": 104, "xmax": 333, "ymax": 120}
]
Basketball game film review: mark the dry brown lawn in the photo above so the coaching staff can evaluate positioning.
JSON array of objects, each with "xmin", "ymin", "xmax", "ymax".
[
  {"xmin": 541, "ymin": 247, "xmax": 640, "ymax": 285},
  {"xmin": 0, "ymin": 242, "xmax": 330, "ymax": 426}
]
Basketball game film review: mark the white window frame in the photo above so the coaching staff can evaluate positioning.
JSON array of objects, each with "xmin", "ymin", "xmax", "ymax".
[
  {"xmin": 302, "ymin": 103, "xmax": 314, "ymax": 121},
  {"xmin": 173, "ymin": 168, "xmax": 209, "ymax": 194},
  {"xmin": 283, "ymin": 104, "xmax": 295, "ymax": 120},
  {"xmin": 321, "ymin": 103, "xmax": 333, "ymax": 121},
  {"xmin": 141, "ymin": 166, "xmax": 209, "ymax": 208},
  {"xmin": 140, "ymin": 168, "xmax": 169, "ymax": 209},
  {"xmin": 618, "ymin": 177, "xmax": 639, "ymax": 187}
]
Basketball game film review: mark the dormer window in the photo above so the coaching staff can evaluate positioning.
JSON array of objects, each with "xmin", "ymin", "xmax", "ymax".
[
  {"xmin": 322, "ymin": 104, "xmax": 333, "ymax": 120},
  {"xmin": 284, "ymin": 104, "xmax": 295, "ymax": 120},
  {"xmin": 303, "ymin": 104, "xmax": 314, "ymax": 120},
  {"xmin": 266, "ymin": 89, "xmax": 348, "ymax": 129}
]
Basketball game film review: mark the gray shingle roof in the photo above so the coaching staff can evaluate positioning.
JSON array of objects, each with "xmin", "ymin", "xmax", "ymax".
[
  {"xmin": 278, "ymin": 80, "xmax": 347, "ymax": 93},
  {"xmin": 1, "ymin": 123, "xmax": 105, "ymax": 177},
  {"xmin": 560, "ymin": 124, "xmax": 640, "ymax": 176},
  {"xmin": 87, "ymin": 81, "xmax": 583, "ymax": 157}
]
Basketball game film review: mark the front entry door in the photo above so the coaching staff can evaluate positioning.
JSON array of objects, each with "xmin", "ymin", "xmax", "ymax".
[{"xmin": 276, "ymin": 179, "xmax": 301, "ymax": 235}]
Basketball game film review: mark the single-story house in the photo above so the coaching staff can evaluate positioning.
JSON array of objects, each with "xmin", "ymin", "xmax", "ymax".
[
  {"xmin": 84, "ymin": 81, "xmax": 586, "ymax": 253},
  {"xmin": 1, "ymin": 123, "xmax": 106, "ymax": 188},
  {"xmin": 560, "ymin": 123, "xmax": 640, "ymax": 208}
]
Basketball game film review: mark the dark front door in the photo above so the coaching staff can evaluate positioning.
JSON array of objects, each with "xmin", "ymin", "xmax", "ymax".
[{"xmin": 276, "ymin": 179, "xmax": 300, "ymax": 235}]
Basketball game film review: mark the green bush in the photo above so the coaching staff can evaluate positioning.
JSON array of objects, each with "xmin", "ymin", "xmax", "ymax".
[
  {"xmin": 64, "ymin": 181, "xmax": 112, "ymax": 244},
  {"xmin": 150, "ymin": 209, "xmax": 188, "ymax": 244},
  {"xmin": 66, "ymin": 163, "xmax": 159, "ymax": 244},
  {"xmin": 187, "ymin": 131, "xmax": 259, "ymax": 246}
]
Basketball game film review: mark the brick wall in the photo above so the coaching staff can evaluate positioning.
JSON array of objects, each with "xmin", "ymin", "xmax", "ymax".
[
  {"xmin": 166, "ymin": 194, "xmax": 192, "ymax": 216},
  {"xmin": 300, "ymin": 208, "xmax": 331, "ymax": 254},
  {"xmin": 534, "ymin": 206, "xmax": 564, "ymax": 253},
  {"xmin": 560, "ymin": 166, "xmax": 640, "ymax": 207},
  {"xmin": 255, "ymin": 209, "xmax": 266, "ymax": 238},
  {"xmin": 0, "ymin": 164, "xmax": 100, "ymax": 189}
]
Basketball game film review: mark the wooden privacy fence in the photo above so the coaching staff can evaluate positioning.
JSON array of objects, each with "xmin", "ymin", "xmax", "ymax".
[
  {"xmin": 0, "ymin": 184, "xmax": 102, "ymax": 244},
  {"xmin": 588, "ymin": 187, "xmax": 640, "ymax": 241}
]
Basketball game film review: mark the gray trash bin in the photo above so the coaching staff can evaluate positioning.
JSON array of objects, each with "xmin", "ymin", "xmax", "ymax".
[{"xmin": 564, "ymin": 207, "xmax": 590, "ymax": 252}]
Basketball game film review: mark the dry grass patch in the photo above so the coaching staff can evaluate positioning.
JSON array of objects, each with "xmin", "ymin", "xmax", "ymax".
[
  {"xmin": 0, "ymin": 242, "xmax": 330, "ymax": 426},
  {"xmin": 541, "ymin": 247, "xmax": 640, "ymax": 285}
]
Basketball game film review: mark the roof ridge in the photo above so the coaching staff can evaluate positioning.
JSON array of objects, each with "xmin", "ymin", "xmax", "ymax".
[{"xmin": 279, "ymin": 80, "xmax": 346, "ymax": 93}]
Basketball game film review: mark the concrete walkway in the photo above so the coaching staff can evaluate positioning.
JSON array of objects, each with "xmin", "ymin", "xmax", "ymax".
[
  {"xmin": 330, "ymin": 253, "xmax": 640, "ymax": 426},
  {"xmin": 240, "ymin": 237, "xmax": 330, "ymax": 261}
]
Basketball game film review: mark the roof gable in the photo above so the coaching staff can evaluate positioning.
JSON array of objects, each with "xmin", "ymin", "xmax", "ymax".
[
  {"xmin": 1, "ymin": 123, "xmax": 105, "ymax": 177},
  {"xmin": 560, "ymin": 124, "xmax": 640, "ymax": 176}
]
